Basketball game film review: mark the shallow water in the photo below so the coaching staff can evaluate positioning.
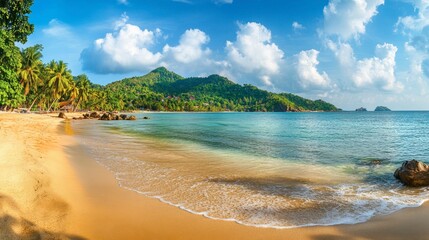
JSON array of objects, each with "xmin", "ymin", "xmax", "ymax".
[{"xmin": 74, "ymin": 112, "xmax": 429, "ymax": 228}]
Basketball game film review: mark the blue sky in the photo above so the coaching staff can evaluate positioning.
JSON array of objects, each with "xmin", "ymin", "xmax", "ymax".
[{"xmin": 23, "ymin": 0, "xmax": 429, "ymax": 110}]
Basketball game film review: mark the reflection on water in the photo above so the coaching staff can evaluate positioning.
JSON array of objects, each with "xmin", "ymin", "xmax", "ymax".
[{"xmin": 72, "ymin": 112, "xmax": 429, "ymax": 228}]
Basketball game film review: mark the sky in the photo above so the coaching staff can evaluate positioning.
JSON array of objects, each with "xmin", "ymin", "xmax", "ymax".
[{"xmin": 22, "ymin": 0, "xmax": 429, "ymax": 110}]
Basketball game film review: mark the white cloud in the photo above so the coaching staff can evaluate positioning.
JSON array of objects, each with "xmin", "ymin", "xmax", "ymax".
[
  {"xmin": 225, "ymin": 22, "xmax": 284, "ymax": 86},
  {"xmin": 42, "ymin": 19, "xmax": 72, "ymax": 37},
  {"xmin": 294, "ymin": 50, "xmax": 330, "ymax": 89},
  {"xmin": 292, "ymin": 21, "xmax": 304, "ymax": 31},
  {"xmin": 118, "ymin": 0, "xmax": 128, "ymax": 5},
  {"xmin": 214, "ymin": 0, "xmax": 233, "ymax": 4},
  {"xmin": 163, "ymin": 29, "xmax": 211, "ymax": 64},
  {"xmin": 81, "ymin": 14, "xmax": 162, "ymax": 73},
  {"xmin": 328, "ymin": 41, "xmax": 403, "ymax": 91},
  {"xmin": 323, "ymin": 0, "xmax": 384, "ymax": 40},
  {"xmin": 354, "ymin": 43, "xmax": 402, "ymax": 91},
  {"xmin": 396, "ymin": 0, "xmax": 429, "ymax": 31}
]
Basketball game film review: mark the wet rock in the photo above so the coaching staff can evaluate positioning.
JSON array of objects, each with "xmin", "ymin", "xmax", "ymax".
[
  {"xmin": 127, "ymin": 115, "xmax": 137, "ymax": 120},
  {"xmin": 83, "ymin": 113, "xmax": 90, "ymax": 119},
  {"xmin": 90, "ymin": 112, "xmax": 100, "ymax": 119},
  {"xmin": 394, "ymin": 160, "xmax": 429, "ymax": 187},
  {"xmin": 143, "ymin": 116, "xmax": 150, "ymax": 119},
  {"xmin": 120, "ymin": 114, "xmax": 127, "ymax": 120},
  {"xmin": 58, "ymin": 112, "xmax": 67, "ymax": 119}
]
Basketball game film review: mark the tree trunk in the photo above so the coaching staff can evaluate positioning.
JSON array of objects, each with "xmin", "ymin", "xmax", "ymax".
[
  {"xmin": 27, "ymin": 95, "xmax": 40, "ymax": 112},
  {"xmin": 47, "ymin": 97, "xmax": 59, "ymax": 112}
]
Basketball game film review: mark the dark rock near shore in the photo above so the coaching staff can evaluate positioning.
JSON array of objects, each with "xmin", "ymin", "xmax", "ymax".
[
  {"xmin": 394, "ymin": 160, "xmax": 429, "ymax": 187},
  {"xmin": 127, "ymin": 115, "xmax": 137, "ymax": 120},
  {"xmin": 58, "ymin": 112, "xmax": 67, "ymax": 119},
  {"xmin": 90, "ymin": 112, "xmax": 100, "ymax": 118},
  {"xmin": 120, "ymin": 114, "xmax": 127, "ymax": 120},
  {"xmin": 143, "ymin": 116, "xmax": 149, "ymax": 119}
]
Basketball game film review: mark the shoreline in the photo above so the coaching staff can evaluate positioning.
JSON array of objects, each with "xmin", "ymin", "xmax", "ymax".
[{"xmin": 1, "ymin": 113, "xmax": 429, "ymax": 239}]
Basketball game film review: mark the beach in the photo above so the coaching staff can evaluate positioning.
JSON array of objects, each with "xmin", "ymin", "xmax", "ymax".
[{"xmin": 1, "ymin": 113, "xmax": 429, "ymax": 240}]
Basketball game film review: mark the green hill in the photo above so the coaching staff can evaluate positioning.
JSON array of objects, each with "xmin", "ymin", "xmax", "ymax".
[{"xmin": 103, "ymin": 67, "xmax": 338, "ymax": 112}]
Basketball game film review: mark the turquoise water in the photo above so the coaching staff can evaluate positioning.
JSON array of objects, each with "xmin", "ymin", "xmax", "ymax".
[{"xmin": 75, "ymin": 112, "xmax": 429, "ymax": 228}]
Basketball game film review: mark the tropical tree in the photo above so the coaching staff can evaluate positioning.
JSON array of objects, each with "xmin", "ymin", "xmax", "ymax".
[
  {"xmin": 0, "ymin": 0, "xmax": 34, "ymax": 110},
  {"xmin": 73, "ymin": 74, "xmax": 91, "ymax": 111},
  {"xmin": 46, "ymin": 60, "xmax": 72, "ymax": 111},
  {"xmin": 19, "ymin": 44, "xmax": 43, "ymax": 96}
]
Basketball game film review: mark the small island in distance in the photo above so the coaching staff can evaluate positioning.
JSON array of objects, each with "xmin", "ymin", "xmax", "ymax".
[{"xmin": 375, "ymin": 106, "xmax": 392, "ymax": 111}]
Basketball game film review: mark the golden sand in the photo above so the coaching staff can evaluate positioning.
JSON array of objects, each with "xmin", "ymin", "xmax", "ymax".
[{"xmin": 0, "ymin": 112, "xmax": 428, "ymax": 240}]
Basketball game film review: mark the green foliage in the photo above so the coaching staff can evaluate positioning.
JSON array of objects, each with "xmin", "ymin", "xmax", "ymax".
[
  {"xmin": 102, "ymin": 67, "xmax": 339, "ymax": 112},
  {"xmin": 0, "ymin": 0, "xmax": 34, "ymax": 109}
]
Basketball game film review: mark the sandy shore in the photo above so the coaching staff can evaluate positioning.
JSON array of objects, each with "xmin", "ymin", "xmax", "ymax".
[{"xmin": 1, "ymin": 112, "xmax": 429, "ymax": 240}]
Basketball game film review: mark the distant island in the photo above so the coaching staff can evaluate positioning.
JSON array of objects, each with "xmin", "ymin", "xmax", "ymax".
[
  {"xmin": 374, "ymin": 106, "xmax": 391, "ymax": 111},
  {"xmin": 355, "ymin": 107, "xmax": 367, "ymax": 111},
  {"xmin": 104, "ymin": 67, "xmax": 338, "ymax": 112}
]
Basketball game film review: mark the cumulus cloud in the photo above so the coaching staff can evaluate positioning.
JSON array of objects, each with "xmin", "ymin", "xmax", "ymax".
[
  {"xmin": 225, "ymin": 22, "xmax": 284, "ymax": 86},
  {"xmin": 323, "ymin": 0, "xmax": 384, "ymax": 40},
  {"xmin": 396, "ymin": 0, "xmax": 429, "ymax": 32},
  {"xmin": 118, "ymin": 0, "xmax": 128, "ymax": 5},
  {"xmin": 42, "ymin": 19, "xmax": 72, "ymax": 37},
  {"xmin": 80, "ymin": 14, "xmax": 162, "ymax": 74},
  {"xmin": 163, "ymin": 29, "xmax": 211, "ymax": 64},
  {"xmin": 328, "ymin": 41, "xmax": 403, "ymax": 91},
  {"xmin": 294, "ymin": 50, "xmax": 330, "ymax": 89}
]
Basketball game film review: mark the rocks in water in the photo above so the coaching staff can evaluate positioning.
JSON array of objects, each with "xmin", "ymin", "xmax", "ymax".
[
  {"xmin": 374, "ymin": 106, "xmax": 391, "ymax": 111},
  {"xmin": 98, "ymin": 112, "xmax": 137, "ymax": 121},
  {"xmin": 355, "ymin": 107, "xmax": 367, "ymax": 112},
  {"xmin": 82, "ymin": 113, "xmax": 90, "ymax": 119},
  {"xmin": 143, "ymin": 116, "xmax": 150, "ymax": 119},
  {"xmin": 90, "ymin": 112, "xmax": 100, "ymax": 118},
  {"xmin": 58, "ymin": 112, "xmax": 67, "ymax": 119},
  {"xmin": 394, "ymin": 160, "xmax": 429, "ymax": 187}
]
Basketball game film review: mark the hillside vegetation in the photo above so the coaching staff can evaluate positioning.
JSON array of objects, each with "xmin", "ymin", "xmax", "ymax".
[{"xmin": 104, "ymin": 67, "xmax": 338, "ymax": 112}]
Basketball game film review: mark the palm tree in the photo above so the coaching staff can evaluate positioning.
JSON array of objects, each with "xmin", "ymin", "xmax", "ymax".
[
  {"xmin": 73, "ymin": 74, "xmax": 91, "ymax": 111},
  {"xmin": 19, "ymin": 45, "xmax": 43, "ymax": 101},
  {"xmin": 47, "ymin": 60, "xmax": 72, "ymax": 111}
]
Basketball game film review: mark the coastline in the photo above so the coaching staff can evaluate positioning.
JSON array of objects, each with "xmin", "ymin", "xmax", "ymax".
[{"xmin": 1, "ymin": 113, "xmax": 429, "ymax": 239}]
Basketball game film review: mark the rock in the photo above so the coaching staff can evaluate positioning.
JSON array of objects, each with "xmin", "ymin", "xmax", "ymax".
[
  {"xmin": 90, "ymin": 112, "xmax": 100, "ymax": 118},
  {"xmin": 127, "ymin": 115, "xmax": 137, "ymax": 120},
  {"xmin": 99, "ymin": 113, "xmax": 111, "ymax": 120},
  {"xmin": 114, "ymin": 115, "xmax": 121, "ymax": 120},
  {"xmin": 394, "ymin": 160, "xmax": 429, "ymax": 187},
  {"xmin": 355, "ymin": 107, "xmax": 367, "ymax": 112},
  {"xmin": 58, "ymin": 112, "xmax": 67, "ymax": 119},
  {"xmin": 83, "ymin": 113, "xmax": 90, "ymax": 119},
  {"xmin": 120, "ymin": 114, "xmax": 127, "ymax": 120},
  {"xmin": 143, "ymin": 116, "xmax": 150, "ymax": 119},
  {"xmin": 374, "ymin": 106, "xmax": 391, "ymax": 111}
]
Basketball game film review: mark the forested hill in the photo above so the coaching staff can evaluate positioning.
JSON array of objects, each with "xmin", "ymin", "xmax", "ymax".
[{"xmin": 105, "ymin": 67, "xmax": 338, "ymax": 112}]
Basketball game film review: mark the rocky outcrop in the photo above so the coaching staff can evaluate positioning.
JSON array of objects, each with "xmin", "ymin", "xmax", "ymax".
[
  {"xmin": 374, "ymin": 106, "xmax": 391, "ymax": 111},
  {"xmin": 394, "ymin": 160, "xmax": 429, "ymax": 187},
  {"xmin": 126, "ymin": 115, "xmax": 137, "ymax": 120},
  {"xmin": 355, "ymin": 107, "xmax": 367, "ymax": 112},
  {"xmin": 58, "ymin": 112, "xmax": 67, "ymax": 119}
]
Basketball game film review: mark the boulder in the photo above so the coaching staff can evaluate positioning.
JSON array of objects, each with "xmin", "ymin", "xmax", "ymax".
[
  {"xmin": 83, "ymin": 113, "xmax": 90, "ymax": 119},
  {"xmin": 143, "ymin": 116, "xmax": 150, "ymax": 119},
  {"xmin": 127, "ymin": 115, "xmax": 137, "ymax": 120},
  {"xmin": 120, "ymin": 114, "xmax": 128, "ymax": 120},
  {"xmin": 90, "ymin": 112, "xmax": 100, "ymax": 118},
  {"xmin": 99, "ymin": 113, "xmax": 111, "ymax": 120},
  {"xmin": 394, "ymin": 160, "xmax": 429, "ymax": 187},
  {"xmin": 58, "ymin": 112, "xmax": 67, "ymax": 119}
]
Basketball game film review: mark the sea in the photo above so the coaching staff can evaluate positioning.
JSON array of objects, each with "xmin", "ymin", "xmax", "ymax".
[{"xmin": 73, "ymin": 111, "xmax": 429, "ymax": 228}]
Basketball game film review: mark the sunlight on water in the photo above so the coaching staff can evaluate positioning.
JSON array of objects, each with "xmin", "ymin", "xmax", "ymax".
[{"xmin": 73, "ymin": 112, "xmax": 429, "ymax": 228}]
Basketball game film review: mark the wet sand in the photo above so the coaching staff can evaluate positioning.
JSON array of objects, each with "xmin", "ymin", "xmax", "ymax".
[{"xmin": 1, "ymin": 112, "xmax": 429, "ymax": 240}]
